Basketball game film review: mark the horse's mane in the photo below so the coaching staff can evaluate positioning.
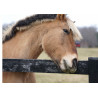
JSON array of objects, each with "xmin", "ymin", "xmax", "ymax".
[
  {"xmin": 3, "ymin": 14, "xmax": 82, "ymax": 43},
  {"xmin": 3, "ymin": 14, "xmax": 57, "ymax": 43}
]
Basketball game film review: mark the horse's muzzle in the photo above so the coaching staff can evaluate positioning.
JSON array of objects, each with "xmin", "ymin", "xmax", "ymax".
[{"xmin": 60, "ymin": 58, "xmax": 77, "ymax": 73}]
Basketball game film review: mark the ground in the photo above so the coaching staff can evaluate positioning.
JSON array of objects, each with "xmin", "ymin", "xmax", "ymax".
[{"xmin": 35, "ymin": 48, "xmax": 98, "ymax": 83}]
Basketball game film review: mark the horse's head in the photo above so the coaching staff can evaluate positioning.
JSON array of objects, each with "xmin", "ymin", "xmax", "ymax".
[{"xmin": 42, "ymin": 14, "xmax": 82, "ymax": 73}]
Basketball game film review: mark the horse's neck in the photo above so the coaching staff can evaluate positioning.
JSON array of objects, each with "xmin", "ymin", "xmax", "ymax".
[{"xmin": 3, "ymin": 24, "xmax": 48, "ymax": 59}]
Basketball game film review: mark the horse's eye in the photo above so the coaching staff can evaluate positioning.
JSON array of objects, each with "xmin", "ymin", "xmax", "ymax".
[{"xmin": 63, "ymin": 29, "xmax": 70, "ymax": 34}]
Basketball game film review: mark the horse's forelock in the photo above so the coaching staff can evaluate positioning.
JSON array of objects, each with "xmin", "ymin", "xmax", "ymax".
[{"xmin": 66, "ymin": 18, "xmax": 83, "ymax": 41}]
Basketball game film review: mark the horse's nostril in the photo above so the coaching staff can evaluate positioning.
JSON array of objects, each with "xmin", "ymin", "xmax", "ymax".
[{"xmin": 72, "ymin": 58, "xmax": 77, "ymax": 68}]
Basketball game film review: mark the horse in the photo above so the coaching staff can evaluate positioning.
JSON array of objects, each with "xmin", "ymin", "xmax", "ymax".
[{"xmin": 3, "ymin": 14, "xmax": 82, "ymax": 83}]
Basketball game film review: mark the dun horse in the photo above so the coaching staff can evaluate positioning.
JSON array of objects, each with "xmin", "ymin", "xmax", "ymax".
[{"xmin": 3, "ymin": 14, "xmax": 82, "ymax": 83}]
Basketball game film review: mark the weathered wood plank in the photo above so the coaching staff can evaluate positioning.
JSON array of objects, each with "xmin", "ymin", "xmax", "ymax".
[
  {"xmin": 3, "ymin": 59, "xmax": 88, "ymax": 74},
  {"xmin": 3, "ymin": 59, "xmax": 62, "ymax": 73}
]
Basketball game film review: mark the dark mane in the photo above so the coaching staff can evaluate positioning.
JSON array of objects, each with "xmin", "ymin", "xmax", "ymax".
[{"xmin": 3, "ymin": 14, "xmax": 57, "ymax": 43}]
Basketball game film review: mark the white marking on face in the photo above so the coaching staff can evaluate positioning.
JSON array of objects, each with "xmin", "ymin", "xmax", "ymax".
[{"xmin": 60, "ymin": 54, "xmax": 77, "ymax": 73}]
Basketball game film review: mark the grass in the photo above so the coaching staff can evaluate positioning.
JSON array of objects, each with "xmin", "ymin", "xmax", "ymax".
[
  {"xmin": 77, "ymin": 48, "xmax": 98, "ymax": 60},
  {"xmin": 35, "ymin": 48, "xmax": 98, "ymax": 83},
  {"xmin": 35, "ymin": 73, "xmax": 88, "ymax": 83}
]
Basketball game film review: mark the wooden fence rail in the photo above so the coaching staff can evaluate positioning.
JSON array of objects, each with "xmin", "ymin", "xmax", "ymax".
[{"xmin": 3, "ymin": 57, "xmax": 98, "ymax": 83}]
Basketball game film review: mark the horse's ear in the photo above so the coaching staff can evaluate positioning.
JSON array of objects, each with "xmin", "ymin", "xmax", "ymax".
[{"xmin": 56, "ymin": 14, "xmax": 67, "ymax": 21}]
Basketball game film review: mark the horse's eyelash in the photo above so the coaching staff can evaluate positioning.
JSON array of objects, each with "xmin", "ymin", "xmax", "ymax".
[{"xmin": 63, "ymin": 29, "xmax": 70, "ymax": 34}]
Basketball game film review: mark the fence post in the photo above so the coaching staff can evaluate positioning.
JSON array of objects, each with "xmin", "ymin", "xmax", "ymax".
[{"xmin": 88, "ymin": 57, "xmax": 98, "ymax": 83}]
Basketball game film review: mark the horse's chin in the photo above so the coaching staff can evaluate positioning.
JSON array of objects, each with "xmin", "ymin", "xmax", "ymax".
[
  {"xmin": 60, "ymin": 64, "xmax": 77, "ymax": 74},
  {"xmin": 69, "ymin": 68, "xmax": 77, "ymax": 73}
]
